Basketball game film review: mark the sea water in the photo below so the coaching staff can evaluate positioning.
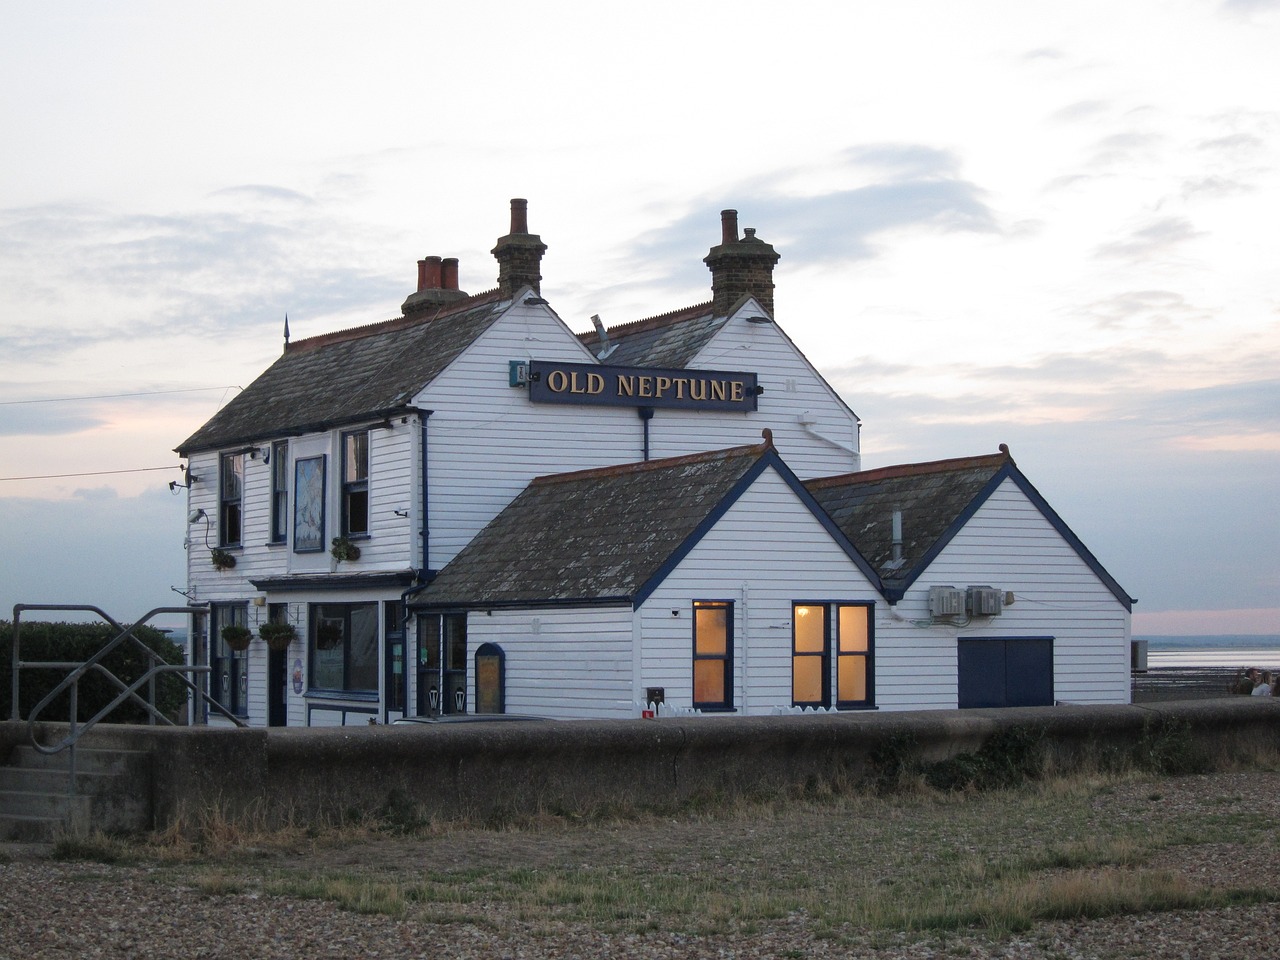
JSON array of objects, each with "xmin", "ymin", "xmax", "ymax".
[{"xmin": 1139, "ymin": 634, "xmax": 1280, "ymax": 669}]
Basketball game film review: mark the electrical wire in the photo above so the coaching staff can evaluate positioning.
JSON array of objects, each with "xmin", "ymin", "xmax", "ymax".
[
  {"xmin": 0, "ymin": 386, "xmax": 239, "ymax": 405},
  {"xmin": 0, "ymin": 466, "xmax": 181, "ymax": 482}
]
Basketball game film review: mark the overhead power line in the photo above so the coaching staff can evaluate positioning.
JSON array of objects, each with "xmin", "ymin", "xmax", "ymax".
[
  {"xmin": 0, "ymin": 466, "xmax": 181, "ymax": 482},
  {"xmin": 0, "ymin": 386, "xmax": 241, "ymax": 405}
]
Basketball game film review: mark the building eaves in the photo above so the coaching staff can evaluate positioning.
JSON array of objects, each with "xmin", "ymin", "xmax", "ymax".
[
  {"xmin": 416, "ymin": 442, "xmax": 771, "ymax": 609},
  {"xmin": 176, "ymin": 289, "xmax": 509, "ymax": 455}
]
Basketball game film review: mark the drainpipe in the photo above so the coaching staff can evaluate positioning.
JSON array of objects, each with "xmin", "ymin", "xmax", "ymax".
[{"xmin": 639, "ymin": 406, "xmax": 654, "ymax": 460}]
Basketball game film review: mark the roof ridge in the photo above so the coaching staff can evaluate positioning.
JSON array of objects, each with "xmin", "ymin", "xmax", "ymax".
[
  {"xmin": 531, "ymin": 441, "xmax": 767, "ymax": 487},
  {"xmin": 578, "ymin": 301, "xmax": 714, "ymax": 344},
  {"xmin": 808, "ymin": 448, "xmax": 1012, "ymax": 489},
  {"xmin": 287, "ymin": 287, "xmax": 504, "ymax": 353}
]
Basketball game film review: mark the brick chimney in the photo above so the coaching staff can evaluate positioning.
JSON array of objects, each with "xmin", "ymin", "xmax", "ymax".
[
  {"xmin": 703, "ymin": 209, "xmax": 780, "ymax": 318},
  {"xmin": 402, "ymin": 254, "xmax": 469, "ymax": 317},
  {"xmin": 491, "ymin": 198, "xmax": 548, "ymax": 298}
]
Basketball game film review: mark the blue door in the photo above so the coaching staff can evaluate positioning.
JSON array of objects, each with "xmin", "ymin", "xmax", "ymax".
[{"xmin": 958, "ymin": 638, "xmax": 1053, "ymax": 708}]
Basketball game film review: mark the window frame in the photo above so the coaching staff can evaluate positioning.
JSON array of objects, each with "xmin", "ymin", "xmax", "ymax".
[
  {"xmin": 791, "ymin": 602, "xmax": 830, "ymax": 708},
  {"xmin": 308, "ymin": 602, "xmax": 379, "ymax": 698},
  {"xmin": 835, "ymin": 602, "xmax": 875, "ymax": 709},
  {"xmin": 341, "ymin": 429, "xmax": 370, "ymax": 538},
  {"xmin": 219, "ymin": 452, "xmax": 244, "ymax": 547},
  {"xmin": 269, "ymin": 440, "xmax": 289, "ymax": 544},
  {"xmin": 211, "ymin": 602, "xmax": 249, "ymax": 717},
  {"xmin": 691, "ymin": 599, "xmax": 734, "ymax": 712},
  {"xmin": 293, "ymin": 455, "xmax": 326, "ymax": 553}
]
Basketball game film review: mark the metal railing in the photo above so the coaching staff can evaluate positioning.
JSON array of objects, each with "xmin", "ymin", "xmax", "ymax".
[{"xmin": 10, "ymin": 604, "xmax": 247, "ymax": 796}]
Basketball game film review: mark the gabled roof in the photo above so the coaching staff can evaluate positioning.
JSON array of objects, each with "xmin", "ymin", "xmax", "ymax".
[
  {"xmin": 416, "ymin": 439, "xmax": 880, "ymax": 610},
  {"xmin": 577, "ymin": 301, "xmax": 727, "ymax": 368},
  {"xmin": 176, "ymin": 289, "xmax": 510, "ymax": 455},
  {"xmin": 806, "ymin": 447, "xmax": 1133, "ymax": 610}
]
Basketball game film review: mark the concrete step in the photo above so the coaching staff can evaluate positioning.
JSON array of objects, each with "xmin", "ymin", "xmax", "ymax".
[
  {"xmin": 0, "ymin": 813, "xmax": 67, "ymax": 842},
  {"xmin": 0, "ymin": 766, "xmax": 115, "ymax": 795},
  {"xmin": 12, "ymin": 744, "xmax": 149, "ymax": 776},
  {"xmin": 0, "ymin": 788, "xmax": 91, "ymax": 821}
]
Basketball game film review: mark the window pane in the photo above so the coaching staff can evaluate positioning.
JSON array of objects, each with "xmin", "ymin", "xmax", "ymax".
[
  {"xmin": 419, "ymin": 615, "xmax": 440, "ymax": 669},
  {"xmin": 694, "ymin": 606, "xmax": 727, "ymax": 654},
  {"xmin": 793, "ymin": 605, "xmax": 825, "ymax": 652},
  {"xmin": 838, "ymin": 656, "xmax": 867, "ymax": 702},
  {"xmin": 221, "ymin": 454, "xmax": 242, "ymax": 499},
  {"xmin": 694, "ymin": 659, "xmax": 725, "ymax": 704},
  {"xmin": 839, "ymin": 606, "xmax": 869, "ymax": 652},
  {"xmin": 313, "ymin": 615, "xmax": 345, "ymax": 689},
  {"xmin": 792, "ymin": 656, "xmax": 824, "ymax": 703},
  {"xmin": 445, "ymin": 614, "xmax": 467, "ymax": 669},
  {"xmin": 346, "ymin": 432, "xmax": 369, "ymax": 482},
  {"xmin": 348, "ymin": 604, "xmax": 379, "ymax": 691}
]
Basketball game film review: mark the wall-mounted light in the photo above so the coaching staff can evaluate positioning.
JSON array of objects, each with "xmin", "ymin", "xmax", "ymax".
[
  {"xmin": 187, "ymin": 508, "xmax": 206, "ymax": 524},
  {"xmin": 169, "ymin": 466, "xmax": 200, "ymax": 492}
]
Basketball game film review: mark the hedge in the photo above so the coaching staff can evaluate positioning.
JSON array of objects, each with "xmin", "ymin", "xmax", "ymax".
[{"xmin": 1, "ymin": 620, "xmax": 186, "ymax": 723}]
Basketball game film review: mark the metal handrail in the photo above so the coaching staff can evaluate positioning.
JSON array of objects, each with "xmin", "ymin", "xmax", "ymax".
[{"xmin": 11, "ymin": 604, "xmax": 247, "ymax": 796}]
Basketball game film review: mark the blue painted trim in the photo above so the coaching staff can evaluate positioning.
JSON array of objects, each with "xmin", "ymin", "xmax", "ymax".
[
  {"xmin": 632, "ymin": 449, "xmax": 884, "ymax": 609},
  {"xmin": 304, "ymin": 701, "xmax": 378, "ymax": 726},
  {"xmin": 881, "ymin": 463, "xmax": 1133, "ymax": 612},
  {"xmin": 411, "ymin": 595, "xmax": 633, "ymax": 612}
]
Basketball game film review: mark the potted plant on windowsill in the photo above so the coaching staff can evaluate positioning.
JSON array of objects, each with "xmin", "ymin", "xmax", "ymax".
[
  {"xmin": 330, "ymin": 535, "xmax": 361, "ymax": 562},
  {"xmin": 221, "ymin": 624, "xmax": 252, "ymax": 652},
  {"xmin": 210, "ymin": 548, "xmax": 236, "ymax": 571},
  {"xmin": 258, "ymin": 621, "xmax": 297, "ymax": 652}
]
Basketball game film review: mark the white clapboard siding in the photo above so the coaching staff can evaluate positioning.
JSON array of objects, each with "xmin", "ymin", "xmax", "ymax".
[
  {"xmin": 465, "ymin": 606, "xmax": 636, "ymax": 718},
  {"xmin": 638, "ymin": 467, "xmax": 879, "ymax": 716},
  {"xmin": 419, "ymin": 303, "xmax": 654, "ymax": 568},
  {"xmin": 876, "ymin": 478, "xmax": 1130, "ymax": 709},
  {"xmin": 645, "ymin": 310, "xmax": 861, "ymax": 479}
]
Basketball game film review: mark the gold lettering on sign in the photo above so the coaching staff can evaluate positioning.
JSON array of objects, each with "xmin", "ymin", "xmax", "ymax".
[
  {"xmin": 655, "ymin": 376, "xmax": 672, "ymax": 398},
  {"xmin": 547, "ymin": 370, "xmax": 569, "ymax": 392},
  {"xmin": 674, "ymin": 378, "xmax": 689, "ymax": 398},
  {"xmin": 638, "ymin": 376, "xmax": 654, "ymax": 398},
  {"xmin": 731, "ymin": 381, "xmax": 745, "ymax": 402},
  {"xmin": 710, "ymin": 380, "xmax": 727, "ymax": 401},
  {"xmin": 587, "ymin": 372, "xmax": 605, "ymax": 394},
  {"xmin": 617, "ymin": 375, "xmax": 635, "ymax": 397},
  {"xmin": 690, "ymin": 379, "xmax": 708, "ymax": 401}
]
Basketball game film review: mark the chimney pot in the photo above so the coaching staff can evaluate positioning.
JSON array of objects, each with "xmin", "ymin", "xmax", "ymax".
[
  {"xmin": 418, "ymin": 256, "xmax": 443, "ymax": 292},
  {"xmin": 510, "ymin": 198, "xmax": 529, "ymax": 235},
  {"xmin": 720, "ymin": 209, "xmax": 739, "ymax": 245},
  {"xmin": 441, "ymin": 257, "xmax": 459, "ymax": 291}
]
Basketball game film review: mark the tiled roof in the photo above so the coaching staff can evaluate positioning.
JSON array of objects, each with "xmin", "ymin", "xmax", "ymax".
[
  {"xmin": 417, "ymin": 443, "xmax": 772, "ymax": 608},
  {"xmin": 577, "ymin": 301, "xmax": 727, "ymax": 368},
  {"xmin": 806, "ymin": 450, "xmax": 1012, "ymax": 584},
  {"xmin": 177, "ymin": 290, "xmax": 509, "ymax": 454}
]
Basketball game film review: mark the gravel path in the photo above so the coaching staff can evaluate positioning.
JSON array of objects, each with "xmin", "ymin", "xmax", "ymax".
[{"xmin": 4, "ymin": 771, "xmax": 1279, "ymax": 959}]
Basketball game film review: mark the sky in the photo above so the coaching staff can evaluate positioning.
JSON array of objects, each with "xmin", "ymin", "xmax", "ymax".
[{"xmin": 1, "ymin": 0, "xmax": 1277, "ymax": 635}]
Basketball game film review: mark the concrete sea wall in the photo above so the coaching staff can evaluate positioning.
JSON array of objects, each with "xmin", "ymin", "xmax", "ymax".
[{"xmin": 9, "ymin": 698, "xmax": 1280, "ymax": 832}]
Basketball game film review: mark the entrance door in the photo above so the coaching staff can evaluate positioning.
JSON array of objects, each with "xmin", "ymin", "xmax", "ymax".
[
  {"xmin": 958, "ymin": 637, "xmax": 1054, "ymax": 708},
  {"xmin": 384, "ymin": 603, "xmax": 407, "ymax": 722},
  {"xmin": 267, "ymin": 645, "xmax": 287, "ymax": 726},
  {"xmin": 416, "ymin": 613, "xmax": 467, "ymax": 715}
]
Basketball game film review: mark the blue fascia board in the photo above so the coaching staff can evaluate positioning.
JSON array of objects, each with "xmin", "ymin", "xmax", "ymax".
[
  {"xmin": 632, "ymin": 449, "xmax": 884, "ymax": 609},
  {"xmin": 891, "ymin": 463, "xmax": 1135, "ymax": 612}
]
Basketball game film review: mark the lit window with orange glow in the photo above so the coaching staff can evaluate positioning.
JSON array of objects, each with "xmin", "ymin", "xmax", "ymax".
[{"xmin": 692, "ymin": 601, "xmax": 732, "ymax": 710}]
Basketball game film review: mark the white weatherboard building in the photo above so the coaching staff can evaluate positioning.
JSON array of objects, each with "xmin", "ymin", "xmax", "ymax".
[{"xmin": 176, "ymin": 201, "xmax": 1133, "ymax": 726}]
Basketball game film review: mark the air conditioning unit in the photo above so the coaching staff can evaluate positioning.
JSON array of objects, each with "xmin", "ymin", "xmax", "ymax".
[
  {"xmin": 928, "ymin": 586, "xmax": 965, "ymax": 618},
  {"xmin": 966, "ymin": 586, "xmax": 1004, "ymax": 616}
]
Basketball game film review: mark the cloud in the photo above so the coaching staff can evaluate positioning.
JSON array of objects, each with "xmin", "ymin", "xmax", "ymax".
[
  {"xmin": 1050, "ymin": 100, "xmax": 1110, "ymax": 123},
  {"xmin": 0, "ymin": 198, "xmax": 405, "ymax": 363},
  {"xmin": 1079, "ymin": 289, "xmax": 1208, "ymax": 331},
  {"xmin": 0, "ymin": 403, "xmax": 106, "ymax": 438},
  {"xmin": 1095, "ymin": 216, "xmax": 1203, "ymax": 260}
]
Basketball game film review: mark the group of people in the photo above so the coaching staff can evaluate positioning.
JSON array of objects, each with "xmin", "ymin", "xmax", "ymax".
[{"xmin": 1236, "ymin": 667, "xmax": 1279, "ymax": 696}]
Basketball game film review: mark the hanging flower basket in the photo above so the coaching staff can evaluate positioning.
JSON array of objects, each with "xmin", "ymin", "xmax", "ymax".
[
  {"xmin": 210, "ymin": 548, "xmax": 236, "ymax": 571},
  {"xmin": 330, "ymin": 536, "xmax": 361, "ymax": 562},
  {"xmin": 258, "ymin": 621, "xmax": 297, "ymax": 652},
  {"xmin": 316, "ymin": 622, "xmax": 343, "ymax": 650},
  {"xmin": 221, "ymin": 624, "xmax": 252, "ymax": 652}
]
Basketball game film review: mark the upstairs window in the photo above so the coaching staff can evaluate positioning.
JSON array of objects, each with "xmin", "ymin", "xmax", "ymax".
[
  {"xmin": 692, "ymin": 600, "xmax": 733, "ymax": 711},
  {"xmin": 219, "ymin": 452, "xmax": 243, "ymax": 547},
  {"xmin": 269, "ymin": 440, "xmax": 289, "ymax": 544},
  {"xmin": 342, "ymin": 430, "xmax": 369, "ymax": 537}
]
